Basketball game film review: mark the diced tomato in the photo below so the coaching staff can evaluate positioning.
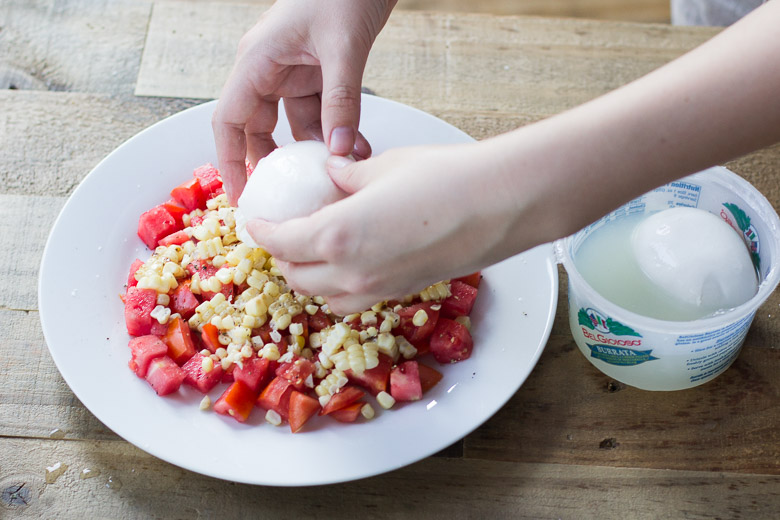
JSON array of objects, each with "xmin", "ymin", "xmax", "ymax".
[
  {"xmin": 397, "ymin": 301, "xmax": 440, "ymax": 346},
  {"xmin": 288, "ymin": 390, "xmax": 320, "ymax": 433},
  {"xmin": 290, "ymin": 313, "xmax": 309, "ymax": 339},
  {"xmin": 276, "ymin": 357, "xmax": 316, "ymax": 391},
  {"xmin": 158, "ymin": 229, "xmax": 190, "ymax": 247},
  {"xmin": 320, "ymin": 386, "xmax": 365, "ymax": 415},
  {"xmin": 161, "ymin": 199, "xmax": 188, "ymax": 228},
  {"xmin": 127, "ymin": 258, "xmax": 144, "ymax": 289},
  {"xmin": 346, "ymin": 353, "xmax": 393, "ymax": 395},
  {"xmin": 127, "ymin": 335, "xmax": 168, "ymax": 378},
  {"xmin": 256, "ymin": 376, "xmax": 294, "ymax": 420},
  {"xmin": 182, "ymin": 352, "xmax": 223, "ymax": 393},
  {"xmin": 214, "ymin": 380, "xmax": 256, "ymax": 423},
  {"xmin": 221, "ymin": 363, "xmax": 235, "ymax": 383},
  {"xmin": 124, "ymin": 286, "xmax": 158, "ymax": 336},
  {"xmin": 255, "ymin": 321, "xmax": 287, "ymax": 353},
  {"xmin": 170, "ymin": 281, "xmax": 199, "ymax": 319},
  {"xmin": 390, "ymin": 361, "xmax": 423, "ymax": 402},
  {"xmin": 417, "ymin": 363, "xmax": 443, "ymax": 393},
  {"xmin": 145, "ymin": 356, "xmax": 186, "ymax": 396},
  {"xmin": 329, "ymin": 402, "xmax": 363, "ymax": 423},
  {"xmin": 307, "ymin": 308, "xmax": 332, "ymax": 332},
  {"xmin": 441, "ymin": 280, "xmax": 478, "ymax": 318},
  {"xmin": 454, "ymin": 271, "xmax": 482, "ymax": 289},
  {"xmin": 193, "ymin": 163, "xmax": 223, "ymax": 194},
  {"xmin": 429, "ymin": 318, "xmax": 474, "ymax": 364},
  {"xmin": 202, "ymin": 280, "xmax": 233, "ymax": 302},
  {"xmin": 200, "ymin": 322, "xmax": 221, "ymax": 353},
  {"xmin": 234, "ymin": 357, "xmax": 275, "ymax": 394},
  {"xmin": 162, "ymin": 317, "xmax": 197, "ymax": 365},
  {"xmin": 185, "ymin": 258, "xmax": 216, "ymax": 278},
  {"xmin": 170, "ymin": 178, "xmax": 206, "ymax": 211},
  {"xmin": 137, "ymin": 205, "xmax": 179, "ymax": 250}
]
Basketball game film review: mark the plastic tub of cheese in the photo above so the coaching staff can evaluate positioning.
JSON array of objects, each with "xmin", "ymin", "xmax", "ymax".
[{"xmin": 557, "ymin": 166, "xmax": 780, "ymax": 391}]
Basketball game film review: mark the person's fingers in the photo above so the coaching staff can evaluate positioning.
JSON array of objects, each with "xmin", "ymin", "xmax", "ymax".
[
  {"xmin": 324, "ymin": 292, "xmax": 387, "ymax": 316},
  {"xmin": 283, "ymin": 95, "xmax": 326, "ymax": 142},
  {"xmin": 240, "ymin": 96, "xmax": 282, "ymax": 175},
  {"xmin": 327, "ymin": 155, "xmax": 371, "ymax": 194},
  {"xmin": 245, "ymin": 218, "xmax": 323, "ymax": 263},
  {"xmin": 319, "ymin": 46, "xmax": 370, "ymax": 156},
  {"xmin": 273, "ymin": 260, "xmax": 346, "ymax": 296}
]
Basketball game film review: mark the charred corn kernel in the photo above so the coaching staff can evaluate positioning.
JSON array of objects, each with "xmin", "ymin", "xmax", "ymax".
[
  {"xmin": 301, "ymin": 347, "xmax": 314, "ymax": 360},
  {"xmin": 265, "ymin": 409, "xmax": 282, "ymax": 426},
  {"xmin": 150, "ymin": 305, "xmax": 171, "ymax": 325},
  {"xmin": 358, "ymin": 330, "xmax": 370, "ymax": 342},
  {"xmin": 397, "ymin": 336, "xmax": 418, "ymax": 359},
  {"xmin": 212, "ymin": 255, "xmax": 227, "ymax": 268},
  {"xmin": 365, "ymin": 326, "xmax": 378, "ymax": 338},
  {"xmin": 228, "ymin": 326, "xmax": 251, "ymax": 344},
  {"xmin": 245, "ymin": 296, "xmax": 267, "ymax": 318},
  {"xmin": 304, "ymin": 304, "xmax": 319, "ymax": 316},
  {"xmin": 377, "ymin": 391, "xmax": 395, "ymax": 409},
  {"xmin": 309, "ymin": 332, "xmax": 323, "ymax": 349},
  {"xmin": 215, "ymin": 347, "xmax": 227, "ymax": 359},
  {"xmin": 312, "ymin": 296, "xmax": 326, "ymax": 305},
  {"xmin": 412, "ymin": 309, "xmax": 429, "ymax": 327},
  {"xmin": 377, "ymin": 333, "xmax": 399, "ymax": 360},
  {"xmin": 269, "ymin": 266, "xmax": 283, "ymax": 277},
  {"xmin": 274, "ymin": 313, "xmax": 292, "ymax": 331},
  {"xmin": 156, "ymin": 293, "xmax": 170, "ymax": 306},
  {"xmin": 240, "ymin": 344, "xmax": 253, "ymax": 359},
  {"xmin": 371, "ymin": 302, "xmax": 385, "ymax": 313},
  {"xmin": 201, "ymin": 356, "xmax": 214, "ymax": 373},
  {"xmin": 162, "ymin": 261, "xmax": 185, "ymax": 278},
  {"xmin": 379, "ymin": 317, "xmax": 394, "ymax": 334},
  {"xmin": 215, "ymin": 268, "xmax": 234, "ymax": 285},
  {"xmin": 263, "ymin": 281, "xmax": 280, "ymax": 297},
  {"xmin": 199, "ymin": 395, "xmax": 211, "ymax": 411},
  {"xmin": 190, "ymin": 274, "xmax": 201, "ymax": 294},
  {"xmin": 318, "ymin": 394, "xmax": 331, "ymax": 407},
  {"xmin": 188, "ymin": 314, "xmax": 203, "ymax": 329},
  {"xmin": 343, "ymin": 313, "xmax": 360, "ymax": 324},
  {"xmin": 361, "ymin": 403, "xmax": 375, "ymax": 420},
  {"xmin": 289, "ymin": 322, "xmax": 304, "ymax": 336},
  {"xmin": 360, "ymin": 311, "xmax": 378, "ymax": 326},
  {"xmin": 232, "ymin": 268, "xmax": 247, "ymax": 286},
  {"xmin": 218, "ymin": 334, "xmax": 231, "ymax": 346},
  {"xmin": 260, "ymin": 343, "xmax": 280, "ymax": 361},
  {"xmin": 222, "ymin": 233, "xmax": 238, "ymax": 245},
  {"xmin": 454, "ymin": 315, "xmax": 472, "ymax": 331}
]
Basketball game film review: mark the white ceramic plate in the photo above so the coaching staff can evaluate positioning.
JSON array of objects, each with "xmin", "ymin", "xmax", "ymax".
[{"xmin": 39, "ymin": 96, "xmax": 557, "ymax": 486}]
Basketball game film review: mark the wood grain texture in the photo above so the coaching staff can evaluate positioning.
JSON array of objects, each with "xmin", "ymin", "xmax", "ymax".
[
  {"xmin": 136, "ymin": 1, "xmax": 717, "ymax": 118},
  {"xmin": 1, "ymin": 436, "xmax": 777, "ymax": 519}
]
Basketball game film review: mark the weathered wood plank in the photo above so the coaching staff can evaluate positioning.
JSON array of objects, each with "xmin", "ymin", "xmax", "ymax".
[
  {"xmin": 0, "ymin": 90, "xmax": 201, "ymax": 197},
  {"xmin": 0, "ymin": 0, "xmax": 153, "ymax": 94},
  {"xmin": 1, "ymin": 436, "xmax": 777, "ymax": 518},
  {"xmin": 136, "ymin": 1, "xmax": 718, "ymax": 115}
]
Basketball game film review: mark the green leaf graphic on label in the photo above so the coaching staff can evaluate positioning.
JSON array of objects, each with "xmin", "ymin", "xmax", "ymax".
[
  {"xmin": 578, "ymin": 308, "xmax": 594, "ymax": 330},
  {"xmin": 604, "ymin": 318, "xmax": 642, "ymax": 337},
  {"xmin": 723, "ymin": 202, "xmax": 751, "ymax": 232},
  {"xmin": 587, "ymin": 344, "xmax": 658, "ymax": 366}
]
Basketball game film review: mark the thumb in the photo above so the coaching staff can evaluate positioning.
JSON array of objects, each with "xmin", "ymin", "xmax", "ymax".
[
  {"xmin": 319, "ymin": 48, "xmax": 369, "ymax": 156},
  {"xmin": 327, "ymin": 155, "xmax": 369, "ymax": 194}
]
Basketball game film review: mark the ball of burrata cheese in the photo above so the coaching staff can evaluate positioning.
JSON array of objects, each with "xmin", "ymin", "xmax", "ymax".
[
  {"xmin": 234, "ymin": 141, "xmax": 349, "ymax": 247},
  {"xmin": 631, "ymin": 207, "xmax": 758, "ymax": 313}
]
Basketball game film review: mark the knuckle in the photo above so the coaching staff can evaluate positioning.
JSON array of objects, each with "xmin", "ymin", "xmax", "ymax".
[
  {"xmin": 314, "ymin": 222, "xmax": 357, "ymax": 263},
  {"xmin": 323, "ymin": 84, "xmax": 362, "ymax": 112}
]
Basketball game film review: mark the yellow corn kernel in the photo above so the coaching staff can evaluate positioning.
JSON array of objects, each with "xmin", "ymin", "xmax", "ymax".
[
  {"xmin": 156, "ymin": 293, "xmax": 170, "ymax": 306},
  {"xmin": 412, "ymin": 309, "xmax": 429, "ymax": 327},
  {"xmin": 215, "ymin": 267, "xmax": 234, "ymax": 285},
  {"xmin": 265, "ymin": 409, "xmax": 282, "ymax": 426},
  {"xmin": 376, "ymin": 391, "xmax": 395, "ymax": 409},
  {"xmin": 454, "ymin": 315, "xmax": 472, "ymax": 331},
  {"xmin": 274, "ymin": 313, "xmax": 292, "ymax": 331},
  {"xmin": 263, "ymin": 281, "xmax": 280, "ymax": 298},
  {"xmin": 201, "ymin": 356, "xmax": 214, "ymax": 373},
  {"xmin": 260, "ymin": 343, "xmax": 280, "ymax": 361},
  {"xmin": 212, "ymin": 255, "xmax": 227, "ymax": 268},
  {"xmin": 199, "ymin": 395, "xmax": 211, "ymax": 411},
  {"xmin": 361, "ymin": 403, "xmax": 375, "ymax": 420},
  {"xmin": 360, "ymin": 311, "xmax": 378, "ymax": 326}
]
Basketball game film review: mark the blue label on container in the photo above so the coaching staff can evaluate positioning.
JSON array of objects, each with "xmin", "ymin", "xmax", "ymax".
[{"xmin": 587, "ymin": 343, "xmax": 658, "ymax": 366}]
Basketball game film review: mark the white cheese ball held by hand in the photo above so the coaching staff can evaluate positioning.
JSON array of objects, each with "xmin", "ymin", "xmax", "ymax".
[
  {"xmin": 631, "ymin": 207, "xmax": 759, "ymax": 313},
  {"xmin": 235, "ymin": 141, "xmax": 349, "ymax": 247}
]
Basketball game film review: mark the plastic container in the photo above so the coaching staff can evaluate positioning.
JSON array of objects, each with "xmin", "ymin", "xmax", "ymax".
[{"xmin": 557, "ymin": 166, "xmax": 780, "ymax": 391}]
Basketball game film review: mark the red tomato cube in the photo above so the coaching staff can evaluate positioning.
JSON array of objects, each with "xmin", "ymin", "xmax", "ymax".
[
  {"xmin": 397, "ymin": 302, "xmax": 440, "ymax": 346},
  {"xmin": 329, "ymin": 402, "xmax": 363, "ymax": 423},
  {"xmin": 320, "ymin": 386, "xmax": 365, "ymax": 415},
  {"xmin": 275, "ymin": 357, "xmax": 316, "ymax": 391},
  {"xmin": 441, "ymin": 280, "xmax": 478, "ymax": 318},
  {"xmin": 429, "ymin": 318, "xmax": 474, "ymax": 364},
  {"xmin": 170, "ymin": 282, "xmax": 199, "ymax": 319},
  {"xmin": 124, "ymin": 286, "xmax": 158, "ymax": 336},
  {"xmin": 454, "ymin": 271, "xmax": 482, "ymax": 289},
  {"xmin": 307, "ymin": 308, "xmax": 332, "ymax": 332},
  {"xmin": 346, "ymin": 353, "xmax": 393, "ymax": 395},
  {"xmin": 162, "ymin": 317, "xmax": 197, "ymax": 365},
  {"xmin": 193, "ymin": 163, "xmax": 223, "ymax": 194},
  {"xmin": 288, "ymin": 390, "xmax": 321, "ymax": 433},
  {"xmin": 127, "ymin": 258, "xmax": 144, "ymax": 289},
  {"xmin": 145, "ymin": 356, "xmax": 186, "ymax": 396},
  {"xmin": 161, "ymin": 199, "xmax": 187, "ymax": 228},
  {"xmin": 390, "ymin": 361, "xmax": 423, "ymax": 402},
  {"xmin": 158, "ymin": 229, "xmax": 190, "ymax": 247},
  {"xmin": 417, "ymin": 363, "xmax": 443, "ymax": 393},
  {"xmin": 214, "ymin": 380, "xmax": 257, "ymax": 423},
  {"xmin": 170, "ymin": 178, "xmax": 206, "ymax": 211},
  {"xmin": 256, "ymin": 376, "xmax": 294, "ymax": 420},
  {"xmin": 128, "ymin": 335, "xmax": 168, "ymax": 378},
  {"xmin": 233, "ymin": 357, "xmax": 275, "ymax": 394},
  {"xmin": 182, "ymin": 353, "xmax": 223, "ymax": 393},
  {"xmin": 137, "ymin": 205, "xmax": 179, "ymax": 249},
  {"xmin": 199, "ymin": 323, "xmax": 221, "ymax": 353}
]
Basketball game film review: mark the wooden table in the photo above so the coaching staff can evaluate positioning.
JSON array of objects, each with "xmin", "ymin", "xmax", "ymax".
[{"xmin": 2, "ymin": 1, "xmax": 778, "ymax": 517}]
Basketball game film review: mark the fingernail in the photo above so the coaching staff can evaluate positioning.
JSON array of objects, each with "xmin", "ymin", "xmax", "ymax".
[
  {"xmin": 327, "ymin": 155, "xmax": 354, "ymax": 170},
  {"xmin": 329, "ymin": 126, "xmax": 355, "ymax": 155}
]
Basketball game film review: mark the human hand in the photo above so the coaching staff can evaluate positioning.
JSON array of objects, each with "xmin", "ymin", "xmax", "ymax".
[
  {"xmin": 212, "ymin": 0, "xmax": 397, "ymax": 205},
  {"xmin": 244, "ymin": 142, "xmax": 533, "ymax": 314}
]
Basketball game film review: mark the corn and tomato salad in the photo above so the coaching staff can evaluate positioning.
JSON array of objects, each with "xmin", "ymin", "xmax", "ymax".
[{"xmin": 123, "ymin": 163, "xmax": 480, "ymax": 432}]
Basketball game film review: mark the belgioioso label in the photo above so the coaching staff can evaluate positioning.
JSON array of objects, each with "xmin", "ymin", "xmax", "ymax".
[
  {"xmin": 578, "ymin": 307, "xmax": 659, "ymax": 366},
  {"xmin": 586, "ymin": 343, "xmax": 659, "ymax": 366}
]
